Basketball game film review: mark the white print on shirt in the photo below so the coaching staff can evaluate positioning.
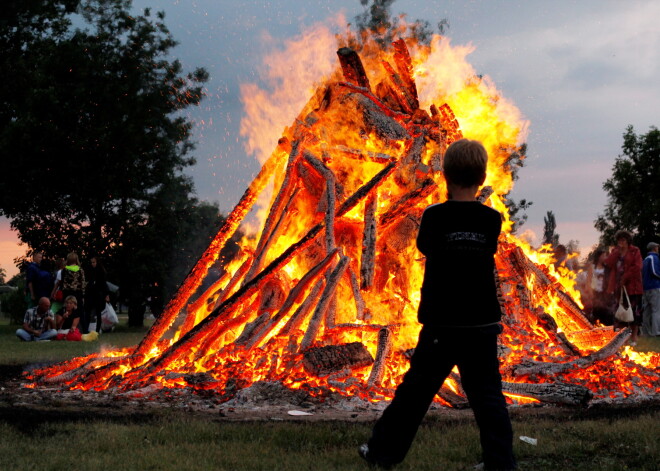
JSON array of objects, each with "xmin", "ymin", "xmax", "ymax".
[{"xmin": 445, "ymin": 232, "xmax": 486, "ymax": 244}]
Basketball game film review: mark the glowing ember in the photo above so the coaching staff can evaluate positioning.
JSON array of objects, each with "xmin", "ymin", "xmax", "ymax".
[{"xmin": 26, "ymin": 29, "xmax": 659, "ymax": 406}]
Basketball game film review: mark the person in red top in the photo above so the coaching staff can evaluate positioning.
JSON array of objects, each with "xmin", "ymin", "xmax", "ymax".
[{"xmin": 604, "ymin": 230, "xmax": 643, "ymax": 344}]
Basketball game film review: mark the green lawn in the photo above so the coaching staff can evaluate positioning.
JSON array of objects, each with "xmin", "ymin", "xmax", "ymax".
[{"xmin": 0, "ymin": 316, "xmax": 151, "ymax": 365}]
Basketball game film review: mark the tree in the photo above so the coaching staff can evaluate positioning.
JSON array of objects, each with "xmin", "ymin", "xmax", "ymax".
[
  {"xmin": 0, "ymin": 266, "xmax": 6, "ymax": 285},
  {"xmin": 0, "ymin": 0, "xmax": 213, "ymax": 325},
  {"xmin": 503, "ymin": 143, "xmax": 532, "ymax": 233},
  {"xmin": 543, "ymin": 210, "xmax": 559, "ymax": 247},
  {"xmin": 352, "ymin": 0, "xmax": 449, "ymax": 48},
  {"xmin": 595, "ymin": 125, "xmax": 660, "ymax": 246}
]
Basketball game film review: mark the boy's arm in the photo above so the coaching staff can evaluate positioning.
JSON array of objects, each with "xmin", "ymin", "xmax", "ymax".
[{"xmin": 416, "ymin": 210, "xmax": 432, "ymax": 256}]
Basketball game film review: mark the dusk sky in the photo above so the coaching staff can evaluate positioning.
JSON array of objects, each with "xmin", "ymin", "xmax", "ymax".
[{"xmin": 2, "ymin": 0, "xmax": 659, "ymax": 279}]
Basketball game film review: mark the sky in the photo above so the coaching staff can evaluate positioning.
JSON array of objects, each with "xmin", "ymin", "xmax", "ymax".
[{"xmin": 2, "ymin": 0, "xmax": 659, "ymax": 280}]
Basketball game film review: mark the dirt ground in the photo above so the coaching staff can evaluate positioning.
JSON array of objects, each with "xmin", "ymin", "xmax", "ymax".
[{"xmin": 1, "ymin": 363, "xmax": 658, "ymax": 430}]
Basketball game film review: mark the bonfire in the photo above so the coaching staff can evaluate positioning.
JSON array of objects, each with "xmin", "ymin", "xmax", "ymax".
[{"xmin": 27, "ymin": 30, "xmax": 659, "ymax": 408}]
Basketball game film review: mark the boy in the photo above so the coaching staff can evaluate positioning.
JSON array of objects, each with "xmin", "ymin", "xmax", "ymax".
[{"xmin": 359, "ymin": 139, "xmax": 516, "ymax": 470}]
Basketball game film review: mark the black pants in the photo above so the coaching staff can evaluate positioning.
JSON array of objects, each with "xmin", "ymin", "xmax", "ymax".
[{"xmin": 367, "ymin": 324, "xmax": 516, "ymax": 470}]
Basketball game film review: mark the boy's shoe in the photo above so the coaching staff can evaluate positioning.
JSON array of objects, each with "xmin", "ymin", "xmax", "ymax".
[{"xmin": 358, "ymin": 444, "xmax": 393, "ymax": 469}]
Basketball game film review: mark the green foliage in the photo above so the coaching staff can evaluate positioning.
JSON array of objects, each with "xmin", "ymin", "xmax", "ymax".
[
  {"xmin": 0, "ymin": 0, "xmax": 222, "ymax": 325},
  {"xmin": 543, "ymin": 210, "xmax": 559, "ymax": 247},
  {"xmin": 503, "ymin": 143, "xmax": 532, "ymax": 233},
  {"xmin": 595, "ymin": 125, "xmax": 660, "ymax": 246},
  {"xmin": 352, "ymin": 0, "xmax": 449, "ymax": 48},
  {"xmin": 0, "ymin": 278, "xmax": 26, "ymax": 325}
]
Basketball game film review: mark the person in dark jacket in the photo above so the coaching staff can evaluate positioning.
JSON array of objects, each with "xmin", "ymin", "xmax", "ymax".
[
  {"xmin": 84, "ymin": 257, "xmax": 109, "ymax": 334},
  {"xmin": 642, "ymin": 242, "xmax": 660, "ymax": 336},
  {"xmin": 358, "ymin": 139, "xmax": 516, "ymax": 471}
]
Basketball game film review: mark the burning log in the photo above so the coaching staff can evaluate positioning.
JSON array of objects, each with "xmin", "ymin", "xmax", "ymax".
[
  {"xmin": 378, "ymin": 178, "xmax": 436, "ymax": 230},
  {"xmin": 346, "ymin": 267, "xmax": 368, "ymax": 320},
  {"xmin": 212, "ymin": 254, "xmax": 254, "ymax": 309},
  {"xmin": 243, "ymin": 249, "xmax": 339, "ymax": 350},
  {"xmin": 337, "ymin": 47, "xmax": 371, "ymax": 90},
  {"xmin": 133, "ymin": 142, "xmax": 289, "ymax": 360},
  {"xmin": 381, "ymin": 59, "xmax": 417, "ymax": 114},
  {"xmin": 302, "ymin": 151, "xmax": 336, "ymax": 250},
  {"xmin": 243, "ymin": 140, "xmax": 303, "ymax": 284},
  {"xmin": 510, "ymin": 328, "xmax": 631, "ymax": 377},
  {"xmin": 336, "ymin": 86, "xmax": 410, "ymax": 141},
  {"xmin": 436, "ymin": 387, "xmax": 471, "ymax": 409},
  {"xmin": 367, "ymin": 327, "xmax": 393, "ymax": 387},
  {"xmin": 302, "ymin": 342, "xmax": 373, "ymax": 377},
  {"xmin": 501, "ymin": 381, "xmax": 593, "ymax": 406},
  {"xmin": 300, "ymin": 255, "xmax": 350, "ymax": 351},
  {"xmin": 360, "ymin": 193, "xmax": 378, "ymax": 290},
  {"xmin": 506, "ymin": 244, "xmax": 593, "ymax": 331},
  {"xmin": 279, "ymin": 279, "xmax": 325, "ymax": 338},
  {"xmin": 333, "ymin": 145, "xmax": 395, "ymax": 164},
  {"xmin": 392, "ymin": 38, "xmax": 419, "ymax": 108}
]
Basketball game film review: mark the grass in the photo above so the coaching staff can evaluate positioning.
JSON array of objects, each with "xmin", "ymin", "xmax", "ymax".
[
  {"xmin": 0, "ymin": 408, "xmax": 657, "ymax": 471},
  {"xmin": 0, "ymin": 316, "xmax": 658, "ymax": 471},
  {"xmin": 0, "ymin": 316, "xmax": 152, "ymax": 365}
]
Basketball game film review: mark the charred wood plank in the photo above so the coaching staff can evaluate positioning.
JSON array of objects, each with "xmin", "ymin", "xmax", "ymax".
[
  {"xmin": 502, "ymin": 381, "xmax": 593, "ymax": 406},
  {"xmin": 360, "ymin": 193, "xmax": 378, "ymax": 291},
  {"xmin": 337, "ymin": 47, "xmax": 371, "ymax": 90},
  {"xmin": 392, "ymin": 38, "xmax": 419, "ymax": 106},
  {"xmin": 382, "ymin": 60, "xmax": 416, "ymax": 114},
  {"xmin": 302, "ymin": 342, "xmax": 374, "ymax": 377},
  {"xmin": 244, "ymin": 249, "xmax": 339, "ymax": 350}
]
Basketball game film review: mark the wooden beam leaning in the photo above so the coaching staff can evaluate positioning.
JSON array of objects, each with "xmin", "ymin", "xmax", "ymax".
[
  {"xmin": 510, "ymin": 328, "xmax": 631, "ymax": 377},
  {"xmin": 243, "ymin": 140, "xmax": 303, "ymax": 285},
  {"xmin": 367, "ymin": 327, "xmax": 393, "ymax": 387},
  {"xmin": 243, "ymin": 249, "xmax": 340, "ymax": 350},
  {"xmin": 360, "ymin": 193, "xmax": 378, "ymax": 291},
  {"xmin": 300, "ymin": 255, "xmax": 350, "ymax": 351},
  {"xmin": 337, "ymin": 47, "xmax": 371, "ymax": 91}
]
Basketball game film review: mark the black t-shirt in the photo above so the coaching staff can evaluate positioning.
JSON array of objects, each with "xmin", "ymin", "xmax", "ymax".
[
  {"xmin": 56, "ymin": 307, "xmax": 80, "ymax": 330},
  {"xmin": 416, "ymin": 200, "xmax": 502, "ymax": 328}
]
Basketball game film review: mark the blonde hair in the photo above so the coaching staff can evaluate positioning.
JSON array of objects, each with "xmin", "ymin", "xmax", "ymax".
[
  {"xmin": 64, "ymin": 295, "xmax": 78, "ymax": 307},
  {"xmin": 66, "ymin": 252, "xmax": 80, "ymax": 266},
  {"xmin": 442, "ymin": 139, "xmax": 488, "ymax": 187}
]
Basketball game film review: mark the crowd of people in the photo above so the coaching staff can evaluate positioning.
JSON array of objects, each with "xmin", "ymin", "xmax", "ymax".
[
  {"xmin": 17, "ymin": 251, "xmax": 116, "ymax": 342},
  {"xmin": 574, "ymin": 232, "xmax": 660, "ymax": 345}
]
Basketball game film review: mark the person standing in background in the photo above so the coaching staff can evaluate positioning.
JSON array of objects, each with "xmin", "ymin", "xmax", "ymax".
[
  {"xmin": 604, "ymin": 231, "xmax": 643, "ymax": 345},
  {"xmin": 84, "ymin": 256, "xmax": 109, "ymax": 334},
  {"xmin": 25, "ymin": 251, "xmax": 43, "ymax": 308},
  {"xmin": 642, "ymin": 242, "xmax": 660, "ymax": 337}
]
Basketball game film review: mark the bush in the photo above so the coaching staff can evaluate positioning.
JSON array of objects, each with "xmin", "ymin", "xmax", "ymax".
[{"xmin": 0, "ymin": 277, "xmax": 27, "ymax": 324}]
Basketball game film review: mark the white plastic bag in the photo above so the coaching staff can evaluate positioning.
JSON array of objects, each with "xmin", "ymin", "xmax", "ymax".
[{"xmin": 101, "ymin": 302, "xmax": 119, "ymax": 331}]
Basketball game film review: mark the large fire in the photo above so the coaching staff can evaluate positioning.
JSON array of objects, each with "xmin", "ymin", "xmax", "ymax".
[{"xmin": 27, "ymin": 27, "xmax": 659, "ymax": 406}]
